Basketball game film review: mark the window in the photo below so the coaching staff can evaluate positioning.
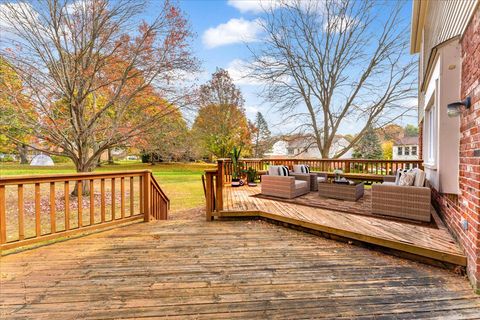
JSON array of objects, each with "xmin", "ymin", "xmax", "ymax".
[
  {"xmin": 412, "ymin": 146, "xmax": 417, "ymax": 156},
  {"xmin": 425, "ymin": 82, "xmax": 437, "ymax": 166},
  {"xmin": 405, "ymin": 146, "xmax": 410, "ymax": 156},
  {"xmin": 397, "ymin": 147, "xmax": 403, "ymax": 156}
]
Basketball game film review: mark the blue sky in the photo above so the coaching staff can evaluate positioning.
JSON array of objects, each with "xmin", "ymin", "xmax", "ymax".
[{"xmin": 134, "ymin": 0, "xmax": 416, "ymax": 134}]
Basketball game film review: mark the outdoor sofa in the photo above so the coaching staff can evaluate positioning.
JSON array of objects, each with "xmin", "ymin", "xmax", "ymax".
[
  {"xmin": 261, "ymin": 165, "xmax": 309, "ymax": 199},
  {"xmin": 371, "ymin": 168, "xmax": 431, "ymax": 222}
]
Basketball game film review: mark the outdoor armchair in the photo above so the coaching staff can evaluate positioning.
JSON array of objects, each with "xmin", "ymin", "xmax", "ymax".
[
  {"xmin": 290, "ymin": 165, "xmax": 328, "ymax": 191},
  {"xmin": 261, "ymin": 165, "xmax": 309, "ymax": 199}
]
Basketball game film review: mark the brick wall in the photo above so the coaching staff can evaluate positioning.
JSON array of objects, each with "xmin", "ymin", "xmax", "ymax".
[{"xmin": 431, "ymin": 7, "xmax": 480, "ymax": 290}]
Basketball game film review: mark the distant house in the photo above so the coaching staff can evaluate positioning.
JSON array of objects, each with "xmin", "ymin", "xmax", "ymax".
[
  {"xmin": 392, "ymin": 136, "xmax": 419, "ymax": 161},
  {"xmin": 265, "ymin": 135, "xmax": 353, "ymax": 159}
]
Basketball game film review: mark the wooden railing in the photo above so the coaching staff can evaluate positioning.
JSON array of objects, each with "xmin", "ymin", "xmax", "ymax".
[
  {"xmin": 220, "ymin": 158, "xmax": 424, "ymax": 183},
  {"xmin": 203, "ymin": 169, "xmax": 223, "ymax": 221},
  {"xmin": 0, "ymin": 170, "xmax": 169, "ymax": 251}
]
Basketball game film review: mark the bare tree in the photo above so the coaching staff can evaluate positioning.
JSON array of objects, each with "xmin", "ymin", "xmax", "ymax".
[
  {"xmin": 0, "ymin": 0, "xmax": 198, "ymax": 175},
  {"xmin": 248, "ymin": 0, "xmax": 416, "ymax": 158}
]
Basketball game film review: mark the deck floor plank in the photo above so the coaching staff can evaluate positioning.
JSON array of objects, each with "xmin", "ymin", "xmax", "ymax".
[
  {"xmin": 222, "ymin": 186, "xmax": 466, "ymax": 265},
  {"xmin": 1, "ymin": 219, "xmax": 479, "ymax": 319}
]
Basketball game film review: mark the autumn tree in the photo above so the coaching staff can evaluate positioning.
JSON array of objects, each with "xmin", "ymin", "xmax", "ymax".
[
  {"xmin": 0, "ymin": 57, "xmax": 32, "ymax": 163},
  {"xmin": 138, "ymin": 107, "xmax": 191, "ymax": 163},
  {"xmin": 192, "ymin": 69, "xmax": 251, "ymax": 160},
  {"xmin": 252, "ymin": 112, "xmax": 272, "ymax": 158},
  {"xmin": 352, "ymin": 127, "xmax": 383, "ymax": 159},
  {"xmin": 248, "ymin": 0, "xmax": 416, "ymax": 158},
  {"xmin": 0, "ymin": 0, "xmax": 198, "ymax": 174}
]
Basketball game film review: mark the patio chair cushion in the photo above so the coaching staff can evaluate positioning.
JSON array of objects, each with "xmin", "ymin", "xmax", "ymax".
[
  {"xmin": 293, "ymin": 164, "xmax": 311, "ymax": 173},
  {"xmin": 294, "ymin": 180, "xmax": 308, "ymax": 189},
  {"xmin": 268, "ymin": 165, "xmax": 280, "ymax": 176}
]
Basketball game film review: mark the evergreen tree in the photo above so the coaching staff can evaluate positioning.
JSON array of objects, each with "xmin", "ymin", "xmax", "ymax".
[
  {"xmin": 404, "ymin": 124, "xmax": 419, "ymax": 137},
  {"xmin": 352, "ymin": 127, "xmax": 383, "ymax": 159},
  {"xmin": 252, "ymin": 112, "xmax": 272, "ymax": 157}
]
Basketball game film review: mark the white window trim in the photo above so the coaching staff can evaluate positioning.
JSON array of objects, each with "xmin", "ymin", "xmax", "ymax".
[{"xmin": 424, "ymin": 86, "xmax": 437, "ymax": 169}]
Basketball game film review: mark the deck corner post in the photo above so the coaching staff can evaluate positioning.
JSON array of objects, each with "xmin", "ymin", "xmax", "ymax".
[
  {"xmin": 216, "ymin": 160, "xmax": 224, "ymax": 212},
  {"xmin": 143, "ymin": 171, "xmax": 151, "ymax": 222}
]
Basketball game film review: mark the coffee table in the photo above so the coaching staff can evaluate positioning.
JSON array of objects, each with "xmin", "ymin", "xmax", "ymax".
[{"xmin": 317, "ymin": 181, "xmax": 364, "ymax": 201}]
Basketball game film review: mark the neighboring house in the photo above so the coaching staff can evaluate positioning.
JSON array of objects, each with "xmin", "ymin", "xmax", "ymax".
[
  {"xmin": 265, "ymin": 135, "xmax": 353, "ymax": 159},
  {"xmin": 411, "ymin": 0, "xmax": 480, "ymax": 289},
  {"xmin": 392, "ymin": 136, "xmax": 419, "ymax": 161}
]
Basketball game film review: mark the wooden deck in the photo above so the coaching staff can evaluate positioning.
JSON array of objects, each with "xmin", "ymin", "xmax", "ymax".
[
  {"xmin": 1, "ymin": 219, "xmax": 479, "ymax": 319},
  {"xmin": 220, "ymin": 185, "xmax": 467, "ymax": 267}
]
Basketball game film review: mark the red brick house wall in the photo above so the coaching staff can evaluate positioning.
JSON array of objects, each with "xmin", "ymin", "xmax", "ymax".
[{"xmin": 429, "ymin": 7, "xmax": 480, "ymax": 290}]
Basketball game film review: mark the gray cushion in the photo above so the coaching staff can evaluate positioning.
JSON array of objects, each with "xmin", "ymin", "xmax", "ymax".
[
  {"xmin": 294, "ymin": 180, "xmax": 308, "ymax": 189},
  {"xmin": 268, "ymin": 165, "xmax": 280, "ymax": 176}
]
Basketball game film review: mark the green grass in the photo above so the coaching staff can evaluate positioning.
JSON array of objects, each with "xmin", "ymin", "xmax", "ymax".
[{"xmin": 0, "ymin": 161, "xmax": 216, "ymax": 212}]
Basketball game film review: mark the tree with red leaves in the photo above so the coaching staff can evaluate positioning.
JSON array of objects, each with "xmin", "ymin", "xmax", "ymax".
[{"xmin": 0, "ymin": 0, "xmax": 198, "ymax": 176}]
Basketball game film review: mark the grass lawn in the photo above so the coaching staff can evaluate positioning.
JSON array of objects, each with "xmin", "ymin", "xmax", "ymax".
[{"xmin": 0, "ymin": 161, "xmax": 215, "ymax": 213}]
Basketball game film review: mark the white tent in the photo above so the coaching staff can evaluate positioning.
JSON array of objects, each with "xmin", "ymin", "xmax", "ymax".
[{"xmin": 30, "ymin": 154, "xmax": 54, "ymax": 166}]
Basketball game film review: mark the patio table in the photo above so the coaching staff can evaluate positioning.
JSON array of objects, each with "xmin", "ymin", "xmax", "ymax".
[{"xmin": 318, "ymin": 181, "xmax": 364, "ymax": 201}]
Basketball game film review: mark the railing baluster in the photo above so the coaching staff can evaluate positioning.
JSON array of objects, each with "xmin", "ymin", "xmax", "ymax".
[
  {"xmin": 111, "ymin": 178, "xmax": 115, "ymax": 220},
  {"xmin": 130, "ymin": 177, "xmax": 134, "ymax": 216},
  {"xmin": 90, "ymin": 179, "xmax": 94, "ymax": 225},
  {"xmin": 0, "ymin": 185, "xmax": 6, "ymax": 244},
  {"xmin": 121, "ymin": 177, "xmax": 125, "ymax": 219},
  {"xmin": 101, "ymin": 179, "xmax": 105, "ymax": 223},
  {"xmin": 139, "ymin": 176, "xmax": 143, "ymax": 215},
  {"xmin": 78, "ymin": 180, "xmax": 83, "ymax": 228},
  {"xmin": 65, "ymin": 181, "xmax": 70, "ymax": 231},
  {"xmin": 50, "ymin": 182, "xmax": 56, "ymax": 233},
  {"xmin": 35, "ymin": 183, "xmax": 41, "ymax": 237},
  {"xmin": 18, "ymin": 185, "xmax": 24, "ymax": 241}
]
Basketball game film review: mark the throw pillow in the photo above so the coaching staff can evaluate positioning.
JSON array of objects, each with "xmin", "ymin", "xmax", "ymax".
[
  {"xmin": 278, "ymin": 166, "xmax": 289, "ymax": 176},
  {"xmin": 398, "ymin": 171, "xmax": 416, "ymax": 186},
  {"xmin": 412, "ymin": 168, "xmax": 426, "ymax": 187},
  {"xmin": 304, "ymin": 165, "xmax": 310, "ymax": 173},
  {"xmin": 395, "ymin": 169, "xmax": 408, "ymax": 185}
]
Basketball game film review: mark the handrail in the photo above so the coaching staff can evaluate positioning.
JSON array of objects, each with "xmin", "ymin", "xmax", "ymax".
[
  {"xmin": 150, "ymin": 172, "xmax": 170, "ymax": 208},
  {"xmin": 0, "ymin": 170, "xmax": 169, "ymax": 251},
  {"xmin": 220, "ymin": 158, "xmax": 424, "ymax": 183},
  {"xmin": 0, "ymin": 170, "xmax": 152, "ymax": 185}
]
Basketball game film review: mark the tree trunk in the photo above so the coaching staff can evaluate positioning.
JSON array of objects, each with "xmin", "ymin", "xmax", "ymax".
[
  {"xmin": 71, "ymin": 163, "xmax": 94, "ymax": 197},
  {"xmin": 17, "ymin": 144, "xmax": 29, "ymax": 164},
  {"xmin": 107, "ymin": 148, "xmax": 114, "ymax": 164}
]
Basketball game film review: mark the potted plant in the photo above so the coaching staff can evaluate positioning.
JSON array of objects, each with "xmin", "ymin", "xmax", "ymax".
[
  {"xmin": 245, "ymin": 167, "xmax": 257, "ymax": 187},
  {"xmin": 333, "ymin": 169, "xmax": 344, "ymax": 181},
  {"xmin": 230, "ymin": 146, "xmax": 243, "ymax": 187}
]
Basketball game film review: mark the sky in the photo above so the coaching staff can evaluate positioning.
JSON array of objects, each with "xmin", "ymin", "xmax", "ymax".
[
  {"xmin": 169, "ymin": 0, "xmax": 417, "ymax": 136},
  {"xmin": 2, "ymin": 0, "xmax": 418, "ymax": 136}
]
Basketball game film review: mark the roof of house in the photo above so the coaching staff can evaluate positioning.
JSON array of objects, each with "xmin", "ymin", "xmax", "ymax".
[{"xmin": 394, "ymin": 136, "xmax": 419, "ymax": 146}]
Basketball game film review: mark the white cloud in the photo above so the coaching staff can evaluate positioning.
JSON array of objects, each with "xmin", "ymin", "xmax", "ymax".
[
  {"xmin": 227, "ymin": 57, "xmax": 292, "ymax": 86},
  {"xmin": 202, "ymin": 18, "xmax": 263, "ymax": 49},
  {"xmin": 226, "ymin": 59, "xmax": 264, "ymax": 86},
  {"xmin": 227, "ymin": 0, "xmax": 284, "ymax": 14}
]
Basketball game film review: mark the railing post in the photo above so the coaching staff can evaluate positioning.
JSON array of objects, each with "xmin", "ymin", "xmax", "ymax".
[
  {"xmin": 344, "ymin": 160, "xmax": 351, "ymax": 173},
  {"xmin": 205, "ymin": 172, "xmax": 213, "ymax": 221},
  {"xmin": 143, "ymin": 171, "xmax": 151, "ymax": 222},
  {"xmin": 216, "ymin": 160, "xmax": 224, "ymax": 212}
]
